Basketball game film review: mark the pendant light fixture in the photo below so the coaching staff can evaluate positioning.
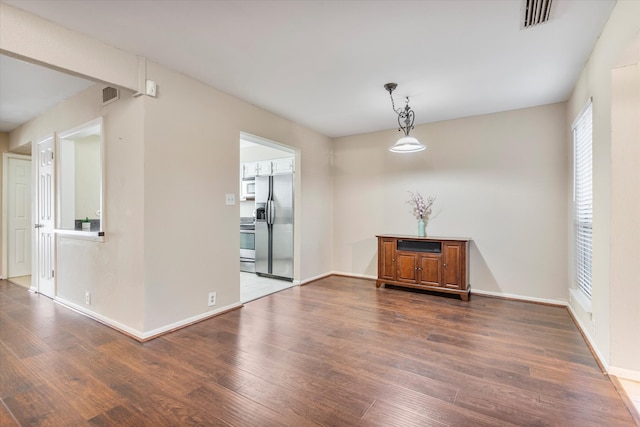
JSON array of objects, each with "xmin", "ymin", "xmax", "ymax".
[{"xmin": 384, "ymin": 82, "xmax": 426, "ymax": 153}]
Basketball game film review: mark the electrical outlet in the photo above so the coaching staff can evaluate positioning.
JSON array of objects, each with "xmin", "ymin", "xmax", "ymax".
[
  {"xmin": 85, "ymin": 291, "xmax": 91, "ymax": 305},
  {"xmin": 225, "ymin": 194, "xmax": 236, "ymax": 205},
  {"xmin": 208, "ymin": 292, "xmax": 217, "ymax": 307}
]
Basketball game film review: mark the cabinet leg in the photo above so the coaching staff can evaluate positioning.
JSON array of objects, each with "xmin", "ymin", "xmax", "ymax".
[
  {"xmin": 461, "ymin": 291, "xmax": 470, "ymax": 301},
  {"xmin": 375, "ymin": 281, "xmax": 382, "ymax": 288}
]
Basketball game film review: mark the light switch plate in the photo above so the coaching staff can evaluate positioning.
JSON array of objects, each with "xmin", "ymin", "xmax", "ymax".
[{"xmin": 225, "ymin": 194, "xmax": 236, "ymax": 205}]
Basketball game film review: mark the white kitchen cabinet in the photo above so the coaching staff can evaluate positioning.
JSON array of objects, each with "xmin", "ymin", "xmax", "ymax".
[
  {"xmin": 241, "ymin": 157, "xmax": 294, "ymax": 179},
  {"xmin": 242, "ymin": 160, "xmax": 272, "ymax": 177},
  {"xmin": 271, "ymin": 157, "xmax": 294, "ymax": 175},
  {"xmin": 242, "ymin": 162, "xmax": 259, "ymax": 179},
  {"xmin": 256, "ymin": 160, "xmax": 272, "ymax": 176}
]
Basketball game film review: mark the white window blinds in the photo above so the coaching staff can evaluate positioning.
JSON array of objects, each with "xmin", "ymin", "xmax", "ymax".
[{"xmin": 573, "ymin": 101, "xmax": 593, "ymax": 299}]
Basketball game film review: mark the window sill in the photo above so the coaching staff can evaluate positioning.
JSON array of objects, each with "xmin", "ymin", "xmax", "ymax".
[
  {"xmin": 54, "ymin": 229, "xmax": 105, "ymax": 242},
  {"xmin": 570, "ymin": 288, "xmax": 592, "ymax": 314}
]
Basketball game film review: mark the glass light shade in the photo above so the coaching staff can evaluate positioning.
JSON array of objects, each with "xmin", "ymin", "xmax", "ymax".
[{"xmin": 389, "ymin": 136, "xmax": 426, "ymax": 153}]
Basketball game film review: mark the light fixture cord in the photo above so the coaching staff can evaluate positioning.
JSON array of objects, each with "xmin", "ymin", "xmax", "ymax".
[{"xmin": 388, "ymin": 91, "xmax": 402, "ymax": 115}]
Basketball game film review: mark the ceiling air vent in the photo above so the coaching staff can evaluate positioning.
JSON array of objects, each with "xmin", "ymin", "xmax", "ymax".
[
  {"xmin": 522, "ymin": 0, "xmax": 553, "ymax": 28},
  {"xmin": 102, "ymin": 86, "xmax": 119, "ymax": 106}
]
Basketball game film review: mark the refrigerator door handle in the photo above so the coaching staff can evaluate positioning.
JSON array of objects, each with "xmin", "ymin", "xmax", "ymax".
[
  {"xmin": 267, "ymin": 200, "xmax": 275, "ymax": 225},
  {"xmin": 265, "ymin": 200, "xmax": 271, "ymax": 225}
]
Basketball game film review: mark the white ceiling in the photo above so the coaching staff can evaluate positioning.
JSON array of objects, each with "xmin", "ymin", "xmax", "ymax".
[{"xmin": 1, "ymin": 0, "xmax": 615, "ymax": 138}]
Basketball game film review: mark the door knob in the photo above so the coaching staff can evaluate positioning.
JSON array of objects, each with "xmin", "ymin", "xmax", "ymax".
[{"xmin": 34, "ymin": 224, "xmax": 43, "ymax": 228}]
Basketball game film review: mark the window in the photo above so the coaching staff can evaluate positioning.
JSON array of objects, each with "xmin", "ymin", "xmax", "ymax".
[{"xmin": 573, "ymin": 101, "xmax": 593, "ymax": 299}]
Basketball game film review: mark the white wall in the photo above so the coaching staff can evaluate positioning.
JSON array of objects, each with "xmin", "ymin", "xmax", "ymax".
[
  {"xmin": 332, "ymin": 103, "xmax": 568, "ymax": 302},
  {"xmin": 3, "ymin": 5, "xmax": 334, "ymax": 337},
  {"xmin": 141, "ymin": 61, "xmax": 333, "ymax": 332},
  {"xmin": 6, "ymin": 65, "xmax": 333, "ymax": 338},
  {"xmin": 74, "ymin": 135, "xmax": 101, "ymax": 220},
  {"xmin": 566, "ymin": 0, "xmax": 640, "ymax": 377},
  {"xmin": 8, "ymin": 84, "xmax": 147, "ymax": 333},
  {"xmin": 59, "ymin": 139, "xmax": 75, "ymax": 229},
  {"xmin": 610, "ymin": 40, "xmax": 640, "ymax": 376}
]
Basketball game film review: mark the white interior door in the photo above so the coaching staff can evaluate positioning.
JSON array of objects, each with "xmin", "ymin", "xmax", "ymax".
[
  {"xmin": 7, "ymin": 157, "xmax": 32, "ymax": 278},
  {"xmin": 36, "ymin": 136, "xmax": 55, "ymax": 298}
]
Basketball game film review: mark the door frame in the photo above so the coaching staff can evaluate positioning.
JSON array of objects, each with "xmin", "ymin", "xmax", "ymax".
[
  {"xmin": 1, "ymin": 152, "xmax": 33, "ymax": 282},
  {"xmin": 239, "ymin": 132, "xmax": 301, "ymax": 284}
]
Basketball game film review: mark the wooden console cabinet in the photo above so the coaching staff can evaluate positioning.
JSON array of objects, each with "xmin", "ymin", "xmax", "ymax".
[{"xmin": 376, "ymin": 235, "xmax": 471, "ymax": 301}]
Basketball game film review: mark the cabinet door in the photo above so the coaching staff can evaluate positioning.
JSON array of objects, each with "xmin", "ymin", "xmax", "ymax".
[
  {"xmin": 442, "ymin": 243, "xmax": 462, "ymax": 289},
  {"xmin": 419, "ymin": 255, "xmax": 441, "ymax": 287},
  {"xmin": 242, "ymin": 162, "xmax": 258, "ymax": 179},
  {"xmin": 272, "ymin": 157, "xmax": 294, "ymax": 175},
  {"xmin": 396, "ymin": 252, "xmax": 418, "ymax": 283},
  {"xmin": 378, "ymin": 238, "xmax": 396, "ymax": 281},
  {"xmin": 256, "ymin": 160, "xmax": 272, "ymax": 176}
]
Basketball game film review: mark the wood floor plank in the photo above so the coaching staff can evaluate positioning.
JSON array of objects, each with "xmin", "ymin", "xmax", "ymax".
[
  {"xmin": 234, "ymin": 374, "xmax": 365, "ymax": 426},
  {"xmin": 187, "ymin": 382, "xmax": 317, "ymax": 427},
  {"xmin": 0, "ymin": 341, "xmax": 44, "ymax": 399},
  {"xmin": 360, "ymin": 399, "xmax": 450, "ymax": 427},
  {"xmin": 20, "ymin": 351, "xmax": 124, "ymax": 420},
  {"xmin": 0, "ymin": 401, "xmax": 20, "ymax": 427},
  {"xmin": 0, "ymin": 277, "xmax": 637, "ymax": 426},
  {"xmin": 4, "ymin": 383, "xmax": 91, "ymax": 426}
]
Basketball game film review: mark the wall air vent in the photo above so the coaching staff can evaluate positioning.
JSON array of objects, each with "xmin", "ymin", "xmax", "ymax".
[
  {"xmin": 522, "ymin": 0, "xmax": 553, "ymax": 29},
  {"xmin": 102, "ymin": 86, "xmax": 119, "ymax": 106}
]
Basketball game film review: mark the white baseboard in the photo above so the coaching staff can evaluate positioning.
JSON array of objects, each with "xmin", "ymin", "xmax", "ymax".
[
  {"xmin": 330, "ymin": 271, "xmax": 376, "ymax": 280},
  {"xmin": 470, "ymin": 288, "xmax": 567, "ymax": 306},
  {"xmin": 141, "ymin": 303, "xmax": 243, "ymax": 340},
  {"xmin": 300, "ymin": 272, "xmax": 333, "ymax": 284},
  {"xmin": 566, "ymin": 303, "xmax": 610, "ymax": 373},
  {"xmin": 609, "ymin": 366, "xmax": 640, "ymax": 382},
  {"xmin": 54, "ymin": 296, "xmax": 242, "ymax": 341},
  {"xmin": 328, "ymin": 275, "xmax": 571, "ymax": 306}
]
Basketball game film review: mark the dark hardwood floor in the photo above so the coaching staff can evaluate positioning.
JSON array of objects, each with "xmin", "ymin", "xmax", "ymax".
[{"xmin": 0, "ymin": 276, "xmax": 636, "ymax": 426}]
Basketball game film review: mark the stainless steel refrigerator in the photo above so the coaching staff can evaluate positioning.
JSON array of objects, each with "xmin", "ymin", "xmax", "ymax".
[{"xmin": 255, "ymin": 173, "xmax": 293, "ymax": 281}]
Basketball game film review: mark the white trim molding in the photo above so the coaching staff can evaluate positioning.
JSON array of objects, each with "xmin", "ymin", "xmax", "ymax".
[
  {"xmin": 330, "ymin": 271, "xmax": 376, "ymax": 281},
  {"xmin": 300, "ymin": 272, "xmax": 333, "ymax": 285},
  {"xmin": 54, "ymin": 296, "xmax": 242, "ymax": 341},
  {"xmin": 471, "ymin": 288, "xmax": 568, "ymax": 306},
  {"xmin": 609, "ymin": 367, "xmax": 640, "ymax": 383},
  {"xmin": 567, "ymin": 303, "xmax": 609, "ymax": 373},
  {"xmin": 569, "ymin": 287, "xmax": 592, "ymax": 314}
]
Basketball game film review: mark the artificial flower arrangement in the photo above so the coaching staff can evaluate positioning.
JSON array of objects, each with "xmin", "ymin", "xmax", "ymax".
[{"xmin": 407, "ymin": 191, "xmax": 436, "ymax": 222}]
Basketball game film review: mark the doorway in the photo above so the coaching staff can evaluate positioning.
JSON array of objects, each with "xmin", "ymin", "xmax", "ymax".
[
  {"xmin": 2, "ymin": 153, "xmax": 32, "ymax": 288},
  {"xmin": 239, "ymin": 132, "xmax": 298, "ymax": 302}
]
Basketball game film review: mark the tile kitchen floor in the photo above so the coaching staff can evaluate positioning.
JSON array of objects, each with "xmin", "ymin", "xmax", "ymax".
[
  {"xmin": 240, "ymin": 271, "xmax": 295, "ymax": 303},
  {"xmin": 7, "ymin": 275, "xmax": 31, "ymax": 289},
  {"xmin": 619, "ymin": 378, "xmax": 640, "ymax": 415}
]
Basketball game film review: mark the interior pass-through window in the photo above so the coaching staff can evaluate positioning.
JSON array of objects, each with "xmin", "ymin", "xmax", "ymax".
[{"xmin": 57, "ymin": 117, "xmax": 103, "ymax": 233}]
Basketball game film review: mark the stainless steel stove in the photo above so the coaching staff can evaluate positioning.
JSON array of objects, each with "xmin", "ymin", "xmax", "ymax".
[{"xmin": 240, "ymin": 217, "xmax": 255, "ymax": 273}]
